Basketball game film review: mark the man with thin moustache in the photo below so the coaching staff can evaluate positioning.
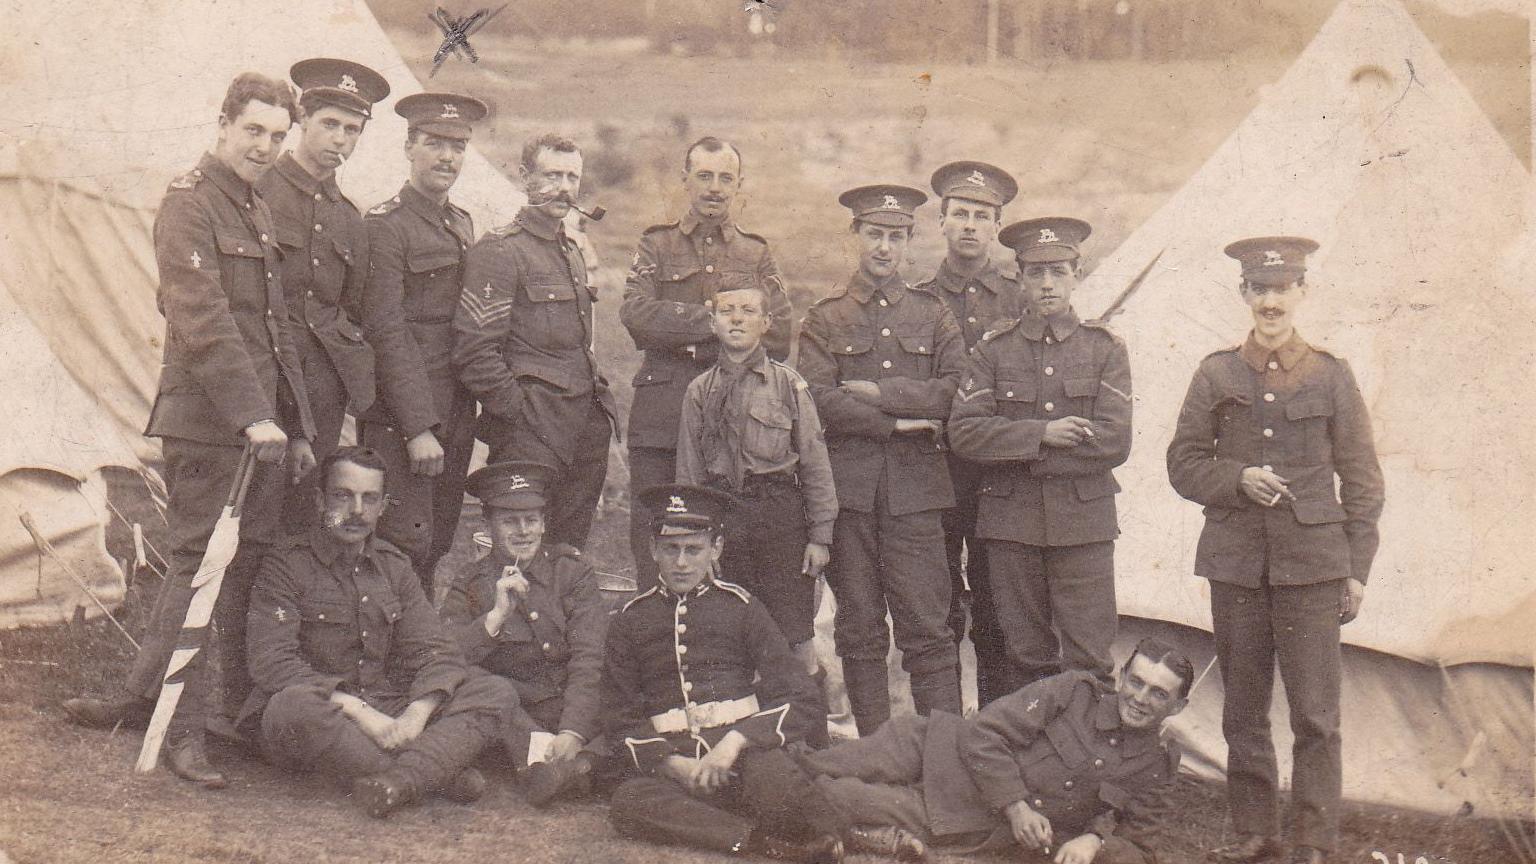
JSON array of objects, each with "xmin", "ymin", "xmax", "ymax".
[
  {"xmin": 358, "ymin": 92, "xmax": 487, "ymax": 596},
  {"xmin": 62, "ymin": 72, "xmax": 315, "ymax": 787},
  {"xmin": 915, "ymin": 160, "xmax": 1023, "ymax": 708},
  {"xmin": 260, "ymin": 58, "xmax": 389, "ymax": 537},
  {"xmin": 620, "ymin": 136, "xmax": 792, "ymax": 584},
  {"xmin": 454, "ymin": 133, "xmax": 618, "ymax": 550},
  {"xmin": 796, "ymin": 184, "xmax": 966, "ymax": 735}
]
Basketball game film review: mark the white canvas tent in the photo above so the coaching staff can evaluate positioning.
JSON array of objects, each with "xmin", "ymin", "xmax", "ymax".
[
  {"xmin": 0, "ymin": 0, "xmax": 528, "ymax": 626},
  {"xmin": 1077, "ymin": 0, "xmax": 1534, "ymax": 819}
]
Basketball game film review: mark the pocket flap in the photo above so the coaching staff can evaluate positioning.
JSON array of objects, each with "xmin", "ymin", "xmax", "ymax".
[
  {"xmin": 275, "ymin": 226, "xmax": 305, "ymax": 249},
  {"xmin": 300, "ymin": 600, "xmax": 351, "ymax": 624},
  {"xmin": 519, "ymin": 365, "xmax": 574, "ymax": 390},
  {"xmin": 1202, "ymin": 505, "xmax": 1234, "ymax": 522},
  {"xmin": 406, "ymin": 250, "xmax": 461, "ymax": 274},
  {"xmin": 658, "ymin": 265, "xmax": 702, "ymax": 283},
  {"xmin": 1285, "ymin": 398, "xmax": 1333, "ymax": 420},
  {"xmin": 896, "ymin": 333, "xmax": 933, "ymax": 355},
  {"xmin": 215, "ymin": 229, "xmax": 263, "ymax": 258},
  {"xmin": 1063, "ymin": 377, "xmax": 1099, "ymax": 398},
  {"xmin": 1098, "ymin": 782, "xmax": 1130, "ymax": 810},
  {"xmin": 335, "ymin": 316, "xmax": 365, "ymax": 342},
  {"xmin": 1045, "ymin": 719, "xmax": 1089, "ymax": 767},
  {"xmin": 747, "ymin": 402, "xmax": 792, "ymax": 429},
  {"xmin": 1074, "ymin": 472, "xmax": 1121, "ymax": 501},
  {"xmin": 1292, "ymin": 498, "xmax": 1347, "ymax": 524},
  {"xmin": 332, "ymin": 236, "xmax": 354, "ymax": 263},
  {"xmin": 633, "ymin": 368, "xmax": 672, "ymax": 387},
  {"xmin": 828, "ymin": 331, "xmax": 874, "ymax": 355},
  {"xmin": 526, "ymin": 279, "xmax": 577, "ymax": 303},
  {"xmin": 994, "ymin": 379, "xmax": 1038, "ymax": 402}
]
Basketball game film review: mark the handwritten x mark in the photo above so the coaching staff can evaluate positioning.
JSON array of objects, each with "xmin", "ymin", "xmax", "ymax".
[{"xmin": 429, "ymin": 4, "xmax": 507, "ymax": 77}]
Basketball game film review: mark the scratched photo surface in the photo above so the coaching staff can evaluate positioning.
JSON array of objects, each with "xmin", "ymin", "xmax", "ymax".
[{"xmin": 0, "ymin": 0, "xmax": 1531, "ymax": 862}]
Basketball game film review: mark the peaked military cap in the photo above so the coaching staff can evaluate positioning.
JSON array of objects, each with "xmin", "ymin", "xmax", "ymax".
[
  {"xmin": 1000, "ymin": 216, "xmax": 1092, "ymax": 263},
  {"xmin": 1224, "ymin": 236, "xmax": 1320, "ymax": 284},
  {"xmin": 395, "ymin": 92, "xmax": 488, "ymax": 140},
  {"xmin": 930, "ymin": 160, "xmax": 1018, "ymax": 208},
  {"xmin": 839, "ymin": 184, "xmax": 928, "ymax": 228},
  {"xmin": 639, "ymin": 484, "xmax": 735, "ymax": 536},
  {"xmin": 290, "ymin": 58, "xmax": 391, "ymax": 119},
  {"xmin": 466, "ymin": 461, "xmax": 555, "ymax": 510}
]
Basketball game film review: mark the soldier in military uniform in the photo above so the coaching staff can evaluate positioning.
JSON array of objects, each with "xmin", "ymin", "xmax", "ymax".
[
  {"xmin": 1167, "ymin": 238, "xmax": 1384, "ymax": 864},
  {"xmin": 260, "ymin": 59, "xmax": 389, "ymax": 536},
  {"xmin": 63, "ymin": 73, "xmax": 315, "ymax": 787},
  {"xmin": 675, "ymin": 272, "xmax": 836, "ymax": 680},
  {"xmin": 915, "ymin": 161, "xmax": 1023, "ymax": 709},
  {"xmin": 358, "ymin": 92, "xmax": 486, "ymax": 595},
  {"xmin": 441, "ymin": 460, "xmax": 610, "ymax": 807},
  {"xmin": 800, "ymin": 638, "xmax": 1191, "ymax": 864},
  {"xmin": 949, "ymin": 217, "xmax": 1131, "ymax": 694},
  {"xmin": 619, "ymin": 137, "xmax": 792, "ymax": 583},
  {"xmin": 796, "ymin": 185, "xmax": 966, "ymax": 734},
  {"xmin": 605, "ymin": 485, "xmax": 849, "ymax": 863},
  {"xmin": 454, "ymin": 133, "xmax": 618, "ymax": 550},
  {"xmin": 244, "ymin": 447, "xmax": 516, "ymax": 818}
]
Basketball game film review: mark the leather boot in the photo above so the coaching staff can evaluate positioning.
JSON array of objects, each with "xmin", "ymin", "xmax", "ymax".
[
  {"xmin": 840, "ymin": 659, "xmax": 890, "ymax": 737},
  {"xmin": 61, "ymin": 694, "xmax": 153, "ymax": 729},
  {"xmin": 846, "ymin": 826, "xmax": 930, "ymax": 862},
  {"xmin": 353, "ymin": 770, "xmax": 423, "ymax": 819},
  {"xmin": 522, "ymin": 754, "xmax": 593, "ymax": 808},
  {"xmin": 804, "ymin": 667, "xmax": 832, "ymax": 749},
  {"xmin": 1210, "ymin": 834, "xmax": 1283, "ymax": 862},
  {"xmin": 166, "ymin": 732, "xmax": 227, "ymax": 789},
  {"xmin": 753, "ymin": 831, "xmax": 845, "ymax": 863}
]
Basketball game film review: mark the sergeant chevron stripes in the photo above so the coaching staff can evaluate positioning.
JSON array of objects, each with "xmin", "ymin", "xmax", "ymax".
[{"xmin": 460, "ymin": 287, "xmax": 512, "ymax": 327}]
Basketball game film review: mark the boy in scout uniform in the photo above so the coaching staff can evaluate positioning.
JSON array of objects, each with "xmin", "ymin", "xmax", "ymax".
[
  {"xmin": 63, "ymin": 73, "xmax": 315, "ymax": 786},
  {"xmin": 674, "ymin": 271, "xmax": 836, "ymax": 680},
  {"xmin": 605, "ymin": 484, "xmax": 849, "ymax": 863},
  {"xmin": 358, "ymin": 92, "xmax": 486, "ymax": 596},
  {"xmin": 243, "ymin": 447, "xmax": 515, "ymax": 818},
  {"xmin": 799, "ymin": 638, "xmax": 1191, "ymax": 864},
  {"xmin": 620, "ymin": 137, "xmax": 792, "ymax": 584},
  {"xmin": 797, "ymin": 185, "xmax": 966, "ymax": 734},
  {"xmin": 453, "ymin": 133, "xmax": 618, "ymax": 551},
  {"xmin": 260, "ymin": 59, "xmax": 389, "ymax": 536},
  {"xmin": 441, "ymin": 460, "xmax": 610, "ymax": 807},
  {"xmin": 915, "ymin": 160, "xmax": 1023, "ymax": 709},
  {"xmin": 949, "ymin": 217, "xmax": 1132, "ymax": 694},
  {"xmin": 1167, "ymin": 237, "xmax": 1384, "ymax": 864}
]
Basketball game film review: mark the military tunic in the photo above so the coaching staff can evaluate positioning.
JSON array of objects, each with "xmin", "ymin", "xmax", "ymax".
[
  {"xmin": 802, "ymin": 671, "xmax": 1176, "ymax": 863},
  {"xmin": 453, "ymin": 207, "xmax": 617, "ymax": 549},
  {"xmin": 128, "ymin": 152, "xmax": 316, "ymax": 729},
  {"xmin": 796, "ymin": 271, "xmax": 966, "ymax": 730},
  {"xmin": 441, "ymin": 543, "xmax": 609, "ymax": 754},
  {"xmin": 604, "ymin": 579, "xmax": 846, "ymax": 853},
  {"xmin": 619, "ymin": 213, "xmax": 792, "ymax": 582},
  {"xmin": 914, "ymin": 256, "xmax": 1024, "ymax": 706},
  {"xmin": 243, "ymin": 529, "xmax": 513, "ymax": 790},
  {"xmin": 259, "ymin": 153, "xmax": 374, "ymax": 534},
  {"xmin": 1166, "ymin": 331, "xmax": 1384, "ymax": 852},
  {"xmin": 949, "ymin": 309, "xmax": 1132, "ymax": 690},
  {"xmin": 675, "ymin": 351, "xmax": 836, "ymax": 644},
  {"xmin": 358, "ymin": 182, "xmax": 476, "ymax": 589}
]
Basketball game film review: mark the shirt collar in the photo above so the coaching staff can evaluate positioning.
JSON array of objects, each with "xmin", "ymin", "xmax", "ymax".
[
  {"xmin": 275, "ymin": 152, "xmax": 342, "ymax": 202},
  {"xmin": 847, "ymin": 269, "xmax": 905, "ymax": 305},
  {"xmin": 516, "ymin": 206, "xmax": 564, "ymax": 241},
  {"xmin": 199, "ymin": 152, "xmax": 253, "ymax": 206},
  {"xmin": 680, "ymin": 209, "xmax": 734, "ymax": 242},
  {"xmin": 1093, "ymin": 690, "xmax": 1161, "ymax": 756},
  {"xmin": 1240, "ymin": 330, "xmax": 1310, "ymax": 372},
  {"xmin": 309, "ymin": 526, "xmax": 382, "ymax": 569},
  {"xmin": 718, "ymin": 344, "xmax": 770, "ymax": 378},
  {"xmin": 1015, "ymin": 307, "xmax": 1080, "ymax": 341},
  {"xmin": 935, "ymin": 257, "xmax": 1008, "ymax": 295}
]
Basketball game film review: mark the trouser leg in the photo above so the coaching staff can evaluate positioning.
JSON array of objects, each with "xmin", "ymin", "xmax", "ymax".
[
  {"xmin": 1273, "ymin": 578, "xmax": 1343, "ymax": 852},
  {"xmin": 1094, "ymin": 835, "xmax": 1153, "ymax": 864},
  {"xmin": 720, "ymin": 483, "xmax": 814, "ymax": 646},
  {"xmin": 1210, "ymin": 578, "xmax": 1281, "ymax": 840},
  {"xmin": 542, "ymin": 402, "xmax": 612, "ymax": 549},
  {"xmin": 880, "ymin": 507, "xmax": 959, "ymax": 717},
  {"xmin": 826, "ymin": 509, "xmax": 890, "ymax": 735},
  {"xmin": 610, "ymin": 776, "xmax": 755, "ymax": 854},
  {"xmin": 626, "ymin": 446, "xmax": 674, "ymax": 584},
  {"xmin": 967, "ymin": 541, "xmax": 1006, "ymax": 707},
  {"xmin": 426, "ymin": 398, "xmax": 477, "ymax": 593},
  {"xmin": 282, "ymin": 336, "xmax": 346, "ymax": 536},
  {"xmin": 738, "ymin": 747, "xmax": 851, "ymax": 841},
  {"xmin": 986, "ymin": 540, "xmax": 1060, "ymax": 694},
  {"xmin": 392, "ymin": 672, "xmax": 514, "ymax": 794},
  {"xmin": 1047, "ymin": 541, "xmax": 1118, "ymax": 684},
  {"xmin": 814, "ymin": 776, "xmax": 931, "ymax": 839},
  {"xmin": 258, "ymin": 685, "xmax": 395, "ymax": 779},
  {"xmin": 211, "ymin": 541, "xmax": 268, "ymax": 723},
  {"xmin": 799, "ymin": 714, "xmax": 929, "ymax": 783}
]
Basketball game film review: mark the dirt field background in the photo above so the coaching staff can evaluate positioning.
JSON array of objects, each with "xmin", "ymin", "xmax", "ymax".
[{"xmin": 3, "ymin": 10, "xmax": 1534, "ymax": 864}]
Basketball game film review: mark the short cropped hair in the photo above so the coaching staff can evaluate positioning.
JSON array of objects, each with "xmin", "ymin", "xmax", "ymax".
[
  {"xmin": 220, "ymin": 72, "xmax": 298, "ymax": 126},
  {"xmin": 299, "ymin": 91, "xmax": 366, "ymax": 123},
  {"xmin": 849, "ymin": 219, "xmax": 914, "ymax": 239},
  {"xmin": 940, "ymin": 196, "xmax": 1001, "ymax": 223},
  {"xmin": 1124, "ymin": 637, "xmax": 1196, "ymax": 699},
  {"xmin": 521, "ymin": 133, "xmax": 580, "ymax": 172},
  {"xmin": 319, "ymin": 446, "xmax": 388, "ymax": 493},
  {"xmin": 684, "ymin": 136, "xmax": 743, "ymax": 174}
]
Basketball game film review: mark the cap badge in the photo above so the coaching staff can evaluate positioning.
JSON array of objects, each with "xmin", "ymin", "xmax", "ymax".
[
  {"xmin": 667, "ymin": 495, "xmax": 688, "ymax": 514},
  {"xmin": 338, "ymin": 74, "xmax": 359, "ymax": 94},
  {"xmin": 881, "ymin": 194, "xmax": 901, "ymax": 210},
  {"xmin": 441, "ymin": 102, "xmax": 460, "ymax": 119},
  {"xmin": 1262, "ymin": 250, "xmax": 1285, "ymax": 267},
  {"xmin": 966, "ymin": 170, "xmax": 986, "ymax": 187},
  {"xmin": 1037, "ymin": 228, "xmax": 1059, "ymax": 244},
  {"xmin": 508, "ymin": 475, "xmax": 529, "ymax": 491}
]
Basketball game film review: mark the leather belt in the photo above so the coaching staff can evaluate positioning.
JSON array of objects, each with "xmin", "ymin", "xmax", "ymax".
[{"xmin": 649, "ymin": 694, "xmax": 760, "ymax": 734}]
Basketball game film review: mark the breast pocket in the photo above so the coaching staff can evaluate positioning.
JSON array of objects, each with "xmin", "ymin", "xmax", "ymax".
[
  {"xmin": 827, "ymin": 330, "xmax": 875, "ymax": 378},
  {"xmin": 297, "ymin": 599, "xmax": 355, "ymax": 667},
  {"xmin": 1213, "ymin": 393, "xmax": 1253, "ymax": 439},
  {"xmin": 1063, "ymin": 377, "xmax": 1099, "ymax": 406},
  {"xmin": 744, "ymin": 400, "xmax": 793, "ymax": 462},
  {"xmin": 994, "ymin": 378, "xmax": 1038, "ymax": 419},
  {"xmin": 895, "ymin": 333, "xmax": 935, "ymax": 377},
  {"xmin": 366, "ymin": 598, "xmax": 402, "ymax": 659},
  {"xmin": 404, "ymin": 250, "xmax": 462, "ymax": 321},
  {"xmin": 525, "ymin": 278, "xmax": 581, "ymax": 348},
  {"xmin": 656, "ymin": 266, "xmax": 704, "ymax": 302},
  {"xmin": 215, "ymin": 227, "xmax": 267, "ymax": 311},
  {"xmin": 1284, "ymin": 396, "xmax": 1334, "ymax": 463}
]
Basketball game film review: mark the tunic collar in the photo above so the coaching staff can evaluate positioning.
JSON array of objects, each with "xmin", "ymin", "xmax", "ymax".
[
  {"xmin": 199, "ymin": 152, "xmax": 253, "ymax": 207},
  {"xmin": 1093, "ymin": 691, "xmax": 1161, "ymax": 757},
  {"xmin": 934, "ymin": 256, "xmax": 1009, "ymax": 295},
  {"xmin": 1016, "ymin": 307, "xmax": 1081, "ymax": 342},
  {"xmin": 847, "ymin": 269, "xmax": 906, "ymax": 305},
  {"xmin": 400, "ymin": 181, "xmax": 451, "ymax": 223},
  {"xmin": 680, "ymin": 209, "xmax": 735, "ymax": 243},
  {"xmin": 1240, "ymin": 330, "xmax": 1310, "ymax": 372},
  {"xmin": 274, "ymin": 152, "xmax": 343, "ymax": 202},
  {"xmin": 516, "ymin": 205, "xmax": 564, "ymax": 242},
  {"xmin": 309, "ymin": 526, "xmax": 384, "ymax": 570}
]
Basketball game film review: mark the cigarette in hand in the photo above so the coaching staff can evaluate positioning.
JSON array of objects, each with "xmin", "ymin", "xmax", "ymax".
[{"xmin": 1268, "ymin": 491, "xmax": 1282, "ymax": 507}]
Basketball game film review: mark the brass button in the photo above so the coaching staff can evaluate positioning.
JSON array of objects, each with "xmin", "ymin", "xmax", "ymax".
[
  {"xmin": 881, "ymin": 328, "xmax": 891, "ymax": 337},
  {"xmin": 314, "ymin": 193, "xmax": 323, "ymax": 201},
  {"xmin": 1045, "ymin": 402, "xmax": 1055, "ymax": 412},
  {"xmin": 1093, "ymin": 758, "xmax": 1104, "ymax": 768},
  {"xmin": 704, "ymin": 265, "xmax": 715, "ymax": 274},
  {"xmin": 967, "ymin": 316, "xmax": 976, "ymax": 323},
  {"xmin": 845, "ymin": 345, "xmax": 854, "ymax": 352},
  {"xmin": 528, "ymin": 611, "xmax": 539, "ymax": 621},
  {"xmin": 683, "ymin": 681, "xmax": 693, "ymax": 691},
  {"xmin": 314, "ymin": 223, "xmax": 323, "ymax": 232},
  {"xmin": 1064, "ymin": 780, "xmax": 1074, "ymax": 789},
  {"xmin": 1044, "ymin": 366, "xmax": 1055, "ymax": 376},
  {"xmin": 1264, "ymin": 392, "xmax": 1275, "ymax": 402},
  {"xmin": 676, "ymin": 623, "xmax": 686, "ymax": 634},
  {"xmin": 1263, "ymin": 428, "xmax": 1274, "ymax": 438},
  {"xmin": 677, "ymin": 605, "xmax": 687, "ymax": 616},
  {"xmin": 967, "ymin": 286, "xmax": 976, "ymax": 293},
  {"xmin": 878, "ymin": 298, "xmax": 888, "ymax": 307},
  {"xmin": 1267, "ymin": 360, "xmax": 1279, "ymax": 370},
  {"xmin": 1005, "ymin": 390, "xmax": 1014, "ymax": 398},
  {"xmin": 1046, "ymin": 335, "xmax": 1054, "ymax": 345},
  {"xmin": 677, "ymin": 644, "xmax": 688, "ymax": 655},
  {"xmin": 542, "ymin": 642, "xmax": 552, "ymax": 651},
  {"xmin": 259, "ymin": 233, "xmax": 268, "ymax": 243},
  {"xmin": 882, "ymin": 360, "xmax": 892, "ymax": 369},
  {"xmin": 312, "ymin": 258, "xmax": 320, "ymax": 267}
]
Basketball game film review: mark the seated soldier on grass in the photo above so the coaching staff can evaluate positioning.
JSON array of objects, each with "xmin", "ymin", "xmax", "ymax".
[
  {"xmin": 441, "ymin": 460, "xmax": 610, "ymax": 807},
  {"xmin": 799, "ymin": 638, "xmax": 1192, "ymax": 864},
  {"xmin": 241, "ymin": 446, "xmax": 515, "ymax": 818}
]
